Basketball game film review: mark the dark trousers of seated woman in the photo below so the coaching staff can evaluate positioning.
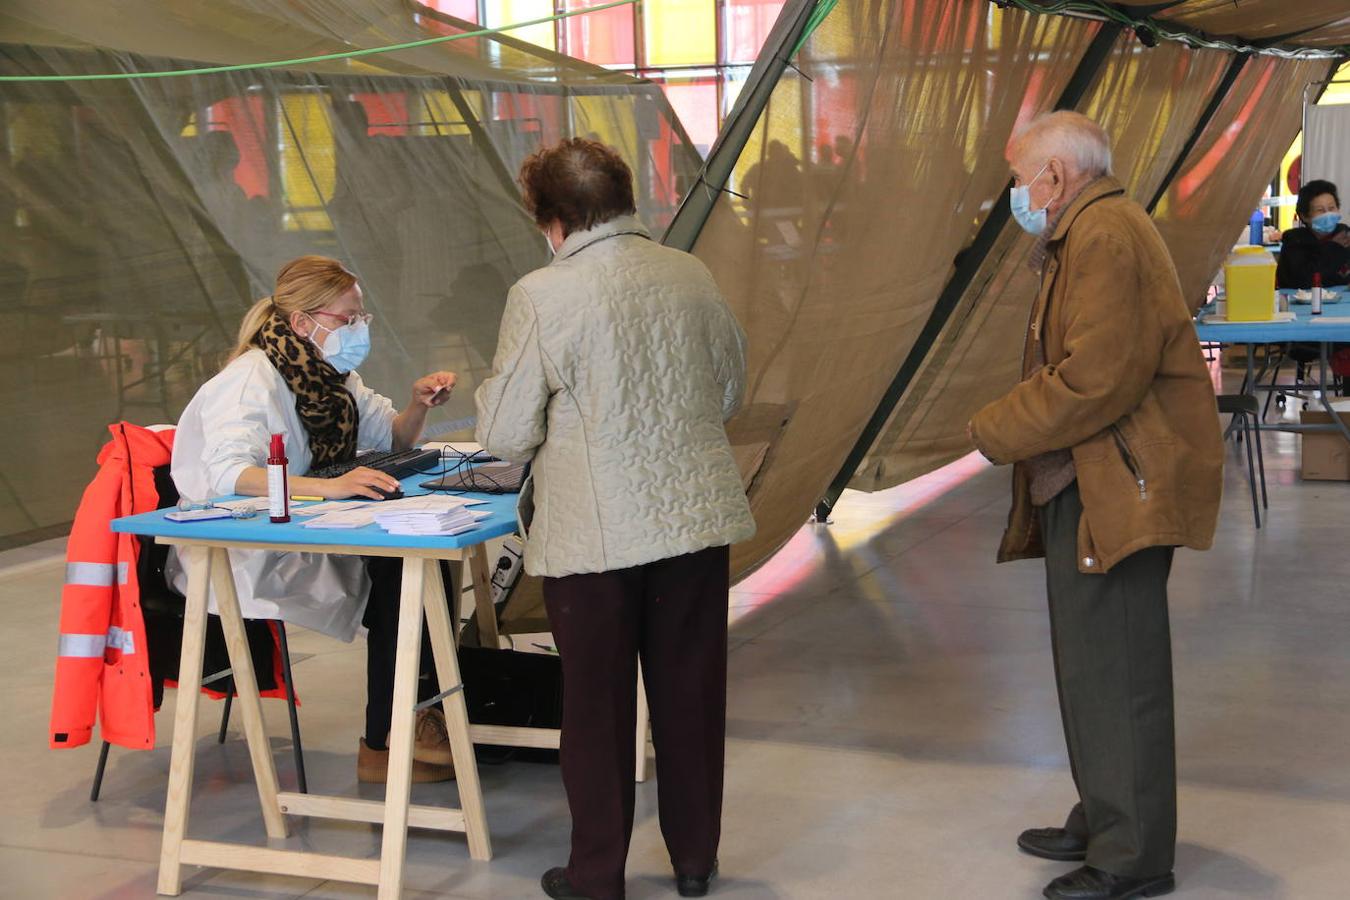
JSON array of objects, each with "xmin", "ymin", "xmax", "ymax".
[
  {"xmin": 543, "ymin": 544, "xmax": 730, "ymax": 900},
  {"xmin": 362, "ymin": 557, "xmax": 457, "ymax": 748}
]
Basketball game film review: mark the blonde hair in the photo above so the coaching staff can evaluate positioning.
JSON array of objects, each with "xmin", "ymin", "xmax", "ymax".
[{"xmin": 230, "ymin": 256, "xmax": 359, "ymax": 361}]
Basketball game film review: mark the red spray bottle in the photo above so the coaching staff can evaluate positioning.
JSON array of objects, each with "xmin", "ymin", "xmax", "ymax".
[{"xmin": 267, "ymin": 433, "xmax": 290, "ymax": 523}]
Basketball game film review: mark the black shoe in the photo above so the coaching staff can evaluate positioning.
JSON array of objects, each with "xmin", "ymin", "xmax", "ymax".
[
  {"xmin": 541, "ymin": 867, "xmax": 592, "ymax": 900},
  {"xmin": 1043, "ymin": 866, "xmax": 1175, "ymax": 900},
  {"xmin": 676, "ymin": 859, "xmax": 718, "ymax": 897},
  {"xmin": 1018, "ymin": 826, "xmax": 1088, "ymax": 861}
]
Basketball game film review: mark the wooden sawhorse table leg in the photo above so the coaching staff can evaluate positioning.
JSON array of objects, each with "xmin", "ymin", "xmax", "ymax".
[
  {"xmin": 466, "ymin": 543, "xmax": 500, "ymax": 649},
  {"xmin": 635, "ymin": 663, "xmax": 650, "ymax": 783},
  {"xmin": 156, "ymin": 544, "xmax": 491, "ymax": 898},
  {"xmin": 158, "ymin": 546, "xmax": 293, "ymax": 896},
  {"xmin": 156, "ymin": 546, "xmax": 214, "ymax": 895},
  {"xmin": 376, "ymin": 557, "xmax": 492, "ymax": 896}
]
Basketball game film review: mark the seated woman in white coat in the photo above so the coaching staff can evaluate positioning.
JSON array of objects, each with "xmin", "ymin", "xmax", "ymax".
[{"xmin": 172, "ymin": 255, "xmax": 459, "ymax": 783}]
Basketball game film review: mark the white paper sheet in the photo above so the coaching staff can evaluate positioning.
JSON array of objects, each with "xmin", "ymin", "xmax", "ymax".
[
  {"xmin": 300, "ymin": 495, "xmax": 488, "ymax": 529},
  {"xmin": 292, "ymin": 500, "xmax": 368, "ymax": 516}
]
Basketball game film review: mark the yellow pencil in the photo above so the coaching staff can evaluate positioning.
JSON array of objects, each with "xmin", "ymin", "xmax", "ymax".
[{"xmin": 290, "ymin": 495, "xmax": 324, "ymax": 502}]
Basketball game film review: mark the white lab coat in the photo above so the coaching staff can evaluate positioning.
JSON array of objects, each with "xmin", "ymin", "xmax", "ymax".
[{"xmin": 169, "ymin": 348, "xmax": 398, "ymax": 641}]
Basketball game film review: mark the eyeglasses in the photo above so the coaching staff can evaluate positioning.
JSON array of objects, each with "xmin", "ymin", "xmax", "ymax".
[{"xmin": 311, "ymin": 310, "xmax": 373, "ymax": 328}]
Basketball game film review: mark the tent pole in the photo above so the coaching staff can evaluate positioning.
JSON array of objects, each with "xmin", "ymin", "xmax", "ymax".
[
  {"xmin": 661, "ymin": 0, "xmax": 821, "ymax": 250},
  {"xmin": 438, "ymin": 78, "xmax": 520, "ymax": 200},
  {"xmin": 1145, "ymin": 53, "xmax": 1251, "ymax": 214},
  {"xmin": 813, "ymin": 20, "xmax": 1123, "ymax": 523}
]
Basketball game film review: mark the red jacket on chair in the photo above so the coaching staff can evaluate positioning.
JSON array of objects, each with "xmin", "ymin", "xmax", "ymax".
[
  {"xmin": 50, "ymin": 423, "xmax": 174, "ymax": 749},
  {"xmin": 51, "ymin": 423, "xmax": 293, "ymax": 751}
]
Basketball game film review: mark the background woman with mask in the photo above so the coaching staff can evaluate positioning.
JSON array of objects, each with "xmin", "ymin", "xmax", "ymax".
[
  {"xmin": 172, "ymin": 255, "xmax": 460, "ymax": 783},
  {"xmin": 1277, "ymin": 179, "xmax": 1350, "ymax": 288}
]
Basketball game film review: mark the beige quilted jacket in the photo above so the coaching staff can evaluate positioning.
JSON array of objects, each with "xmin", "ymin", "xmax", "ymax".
[{"xmin": 475, "ymin": 215, "xmax": 756, "ymax": 578}]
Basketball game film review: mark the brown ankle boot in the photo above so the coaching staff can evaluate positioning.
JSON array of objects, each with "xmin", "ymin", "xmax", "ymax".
[
  {"xmin": 357, "ymin": 738, "xmax": 454, "ymax": 784},
  {"xmin": 414, "ymin": 707, "xmax": 453, "ymax": 767}
]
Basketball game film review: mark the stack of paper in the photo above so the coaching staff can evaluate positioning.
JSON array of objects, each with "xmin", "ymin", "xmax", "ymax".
[
  {"xmin": 300, "ymin": 494, "xmax": 488, "ymax": 530},
  {"xmin": 374, "ymin": 507, "xmax": 486, "ymax": 536},
  {"xmin": 301, "ymin": 510, "xmax": 372, "ymax": 529},
  {"xmin": 293, "ymin": 500, "xmax": 368, "ymax": 517}
]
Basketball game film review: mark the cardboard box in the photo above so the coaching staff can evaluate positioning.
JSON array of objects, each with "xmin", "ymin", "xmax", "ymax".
[{"xmin": 1300, "ymin": 408, "xmax": 1350, "ymax": 481}]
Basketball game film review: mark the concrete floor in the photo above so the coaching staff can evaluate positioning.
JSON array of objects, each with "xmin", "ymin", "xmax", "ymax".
[{"xmin": 4, "ymin": 424, "xmax": 1350, "ymax": 899}]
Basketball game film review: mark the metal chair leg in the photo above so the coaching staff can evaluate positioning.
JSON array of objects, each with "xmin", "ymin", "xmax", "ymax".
[
  {"xmin": 276, "ymin": 622, "xmax": 307, "ymax": 794},
  {"xmin": 1264, "ymin": 360, "xmax": 1282, "ymax": 421},
  {"xmin": 1253, "ymin": 414, "xmax": 1268, "ymax": 510},
  {"xmin": 1241, "ymin": 413, "xmax": 1261, "ymax": 529},
  {"xmin": 90, "ymin": 740, "xmax": 112, "ymax": 802},
  {"xmin": 218, "ymin": 685, "xmax": 233, "ymax": 744}
]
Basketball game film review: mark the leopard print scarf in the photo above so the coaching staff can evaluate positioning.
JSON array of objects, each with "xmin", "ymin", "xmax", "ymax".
[{"xmin": 253, "ymin": 312, "xmax": 358, "ymax": 469}]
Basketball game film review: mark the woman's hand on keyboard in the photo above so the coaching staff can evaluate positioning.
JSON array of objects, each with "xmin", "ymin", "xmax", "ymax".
[{"xmin": 326, "ymin": 466, "xmax": 402, "ymax": 500}]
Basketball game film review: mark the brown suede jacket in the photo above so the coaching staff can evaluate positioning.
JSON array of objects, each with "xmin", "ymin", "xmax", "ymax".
[{"xmin": 970, "ymin": 177, "xmax": 1224, "ymax": 574}]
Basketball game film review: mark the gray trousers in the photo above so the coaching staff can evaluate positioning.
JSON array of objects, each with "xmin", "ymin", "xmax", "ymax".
[{"xmin": 1042, "ymin": 482, "xmax": 1177, "ymax": 878}]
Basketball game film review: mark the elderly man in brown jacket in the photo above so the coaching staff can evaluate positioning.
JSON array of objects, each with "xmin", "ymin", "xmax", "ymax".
[{"xmin": 969, "ymin": 111, "xmax": 1223, "ymax": 900}]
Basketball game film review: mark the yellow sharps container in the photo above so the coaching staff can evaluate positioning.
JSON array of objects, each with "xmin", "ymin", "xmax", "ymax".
[{"xmin": 1223, "ymin": 246, "xmax": 1276, "ymax": 321}]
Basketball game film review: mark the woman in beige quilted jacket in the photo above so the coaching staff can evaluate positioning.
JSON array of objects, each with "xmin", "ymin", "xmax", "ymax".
[{"xmin": 476, "ymin": 139, "xmax": 755, "ymax": 900}]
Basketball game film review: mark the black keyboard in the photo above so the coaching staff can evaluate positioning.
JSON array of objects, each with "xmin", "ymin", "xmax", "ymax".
[{"xmin": 307, "ymin": 447, "xmax": 443, "ymax": 481}]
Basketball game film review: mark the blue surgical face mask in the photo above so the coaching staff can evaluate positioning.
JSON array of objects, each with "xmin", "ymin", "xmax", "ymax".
[
  {"xmin": 307, "ymin": 316, "xmax": 371, "ymax": 373},
  {"xmin": 1010, "ymin": 162, "xmax": 1052, "ymax": 236},
  {"xmin": 1310, "ymin": 211, "xmax": 1341, "ymax": 235}
]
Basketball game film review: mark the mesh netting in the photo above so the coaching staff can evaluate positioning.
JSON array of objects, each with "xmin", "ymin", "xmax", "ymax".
[
  {"xmin": 0, "ymin": 1, "xmax": 699, "ymax": 540},
  {"xmin": 679, "ymin": 0, "xmax": 1333, "ymax": 579},
  {"xmin": 686, "ymin": 1, "xmax": 1099, "ymax": 576}
]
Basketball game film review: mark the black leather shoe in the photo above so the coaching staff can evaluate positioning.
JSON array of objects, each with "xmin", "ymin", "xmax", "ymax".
[
  {"xmin": 1018, "ymin": 826, "xmax": 1088, "ymax": 861},
  {"xmin": 541, "ymin": 867, "xmax": 592, "ymax": 899},
  {"xmin": 676, "ymin": 859, "xmax": 718, "ymax": 897},
  {"xmin": 1043, "ymin": 866, "xmax": 1176, "ymax": 900}
]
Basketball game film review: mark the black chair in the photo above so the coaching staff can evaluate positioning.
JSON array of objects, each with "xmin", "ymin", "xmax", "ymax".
[
  {"xmin": 1217, "ymin": 394, "xmax": 1268, "ymax": 529},
  {"xmin": 90, "ymin": 465, "xmax": 306, "ymax": 800},
  {"xmin": 1263, "ymin": 343, "xmax": 1317, "ymax": 420}
]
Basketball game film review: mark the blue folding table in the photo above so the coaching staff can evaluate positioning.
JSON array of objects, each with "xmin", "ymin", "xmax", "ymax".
[
  {"xmin": 1193, "ymin": 301, "xmax": 1350, "ymax": 445},
  {"xmin": 112, "ymin": 477, "xmax": 519, "ymax": 898}
]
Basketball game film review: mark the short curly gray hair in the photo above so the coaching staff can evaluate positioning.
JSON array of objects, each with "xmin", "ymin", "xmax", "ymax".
[{"xmin": 1013, "ymin": 110, "xmax": 1113, "ymax": 178}]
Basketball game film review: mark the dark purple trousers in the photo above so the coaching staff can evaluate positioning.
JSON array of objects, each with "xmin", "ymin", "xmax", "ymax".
[{"xmin": 543, "ymin": 544, "xmax": 730, "ymax": 900}]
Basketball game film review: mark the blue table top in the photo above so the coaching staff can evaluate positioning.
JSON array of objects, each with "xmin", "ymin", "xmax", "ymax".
[
  {"xmin": 111, "ymin": 473, "xmax": 519, "ymax": 550},
  {"xmin": 1194, "ymin": 298, "xmax": 1350, "ymax": 343}
]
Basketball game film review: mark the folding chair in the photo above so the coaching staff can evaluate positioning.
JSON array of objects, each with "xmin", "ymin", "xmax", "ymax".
[
  {"xmin": 90, "ymin": 465, "xmax": 307, "ymax": 800},
  {"xmin": 1217, "ymin": 394, "xmax": 1268, "ymax": 529}
]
